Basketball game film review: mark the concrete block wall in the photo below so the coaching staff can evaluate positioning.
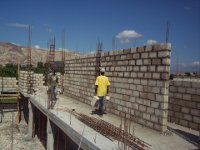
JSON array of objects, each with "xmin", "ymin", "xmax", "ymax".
[
  {"xmin": 64, "ymin": 43, "xmax": 171, "ymax": 132},
  {"xmin": 168, "ymin": 79, "xmax": 200, "ymax": 131},
  {"xmin": 64, "ymin": 55, "xmax": 96, "ymax": 105},
  {"xmin": 0, "ymin": 77, "xmax": 18, "ymax": 92}
]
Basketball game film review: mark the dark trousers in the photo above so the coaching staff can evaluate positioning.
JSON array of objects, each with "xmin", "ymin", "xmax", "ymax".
[{"xmin": 98, "ymin": 96, "xmax": 104, "ymax": 114}]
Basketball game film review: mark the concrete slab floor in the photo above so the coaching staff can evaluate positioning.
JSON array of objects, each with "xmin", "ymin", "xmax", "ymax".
[{"xmin": 31, "ymin": 86, "xmax": 199, "ymax": 150}]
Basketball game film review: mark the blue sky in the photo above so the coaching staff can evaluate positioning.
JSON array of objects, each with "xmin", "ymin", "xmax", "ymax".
[{"xmin": 0, "ymin": 0, "xmax": 199, "ymax": 72}]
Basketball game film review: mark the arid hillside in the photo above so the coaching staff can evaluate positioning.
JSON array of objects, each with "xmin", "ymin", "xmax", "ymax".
[{"xmin": 0, "ymin": 42, "xmax": 79, "ymax": 66}]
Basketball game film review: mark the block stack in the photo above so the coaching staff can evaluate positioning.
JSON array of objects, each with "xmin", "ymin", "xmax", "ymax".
[
  {"xmin": 34, "ymin": 73, "xmax": 45, "ymax": 87},
  {"xmin": 18, "ymin": 71, "xmax": 35, "ymax": 95},
  {"xmin": 0, "ymin": 77, "xmax": 18, "ymax": 92},
  {"xmin": 168, "ymin": 79, "xmax": 200, "ymax": 131}
]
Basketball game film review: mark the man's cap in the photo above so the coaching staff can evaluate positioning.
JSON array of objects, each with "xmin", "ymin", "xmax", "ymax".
[{"xmin": 100, "ymin": 67, "xmax": 105, "ymax": 73}]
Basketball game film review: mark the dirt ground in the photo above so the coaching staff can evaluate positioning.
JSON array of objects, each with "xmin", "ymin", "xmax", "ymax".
[{"xmin": 0, "ymin": 111, "xmax": 44, "ymax": 150}]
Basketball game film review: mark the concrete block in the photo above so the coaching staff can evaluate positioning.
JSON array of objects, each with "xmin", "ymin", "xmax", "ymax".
[
  {"xmin": 148, "ymin": 93, "xmax": 155, "ymax": 100},
  {"xmin": 143, "ymin": 113, "xmax": 150, "ymax": 120},
  {"xmin": 129, "ymin": 60, "xmax": 136, "ymax": 65},
  {"xmin": 147, "ymin": 107, "xmax": 154, "ymax": 114},
  {"xmin": 131, "ymin": 47, "xmax": 137, "ymax": 53},
  {"xmin": 133, "ymin": 53, "xmax": 140, "ymax": 59},
  {"xmin": 148, "ymin": 80, "xmax": 157, "ymax": 86},
  {"xmin": 174, "ymin": 81, "xmax": 182, "ymax": 86},
  {"xmin": 190, "ymin": 109, "xmax": 199, "ymax": 116},
  {"xmin": 145, "ymin": 45, "xmax": 152, "ymax": 51},
  {"xmin": 157, "ymin": 66, "xmax": 169, "ymax": 72},
  {"xmin": 150, "ymin": 115, "xmax": 158, "ymax": 123},
  {"xmin": 191, "ymin": 82, "xmax": 200, "ymax": 88},
  {"xmin": 174, "ymin": 93, "xmax": 182, "ymax": 99},
  {"xmin": 146, "ymin": 121, "xmax": 154, "ymax": 128},
  {"xmin": 148, "ymin": 66, "xmax": 156, "ymax": 72},
  {"xmin": 137, "ymin": 46, "xmax": 145, "ymax": 52},
  {"xmin": 143, "ymin": 59, "xmax": 151, "ymax": 65},
  {"xmin": 149, "ymin": 52, "xmax": 157, "ymax": 58},
  {"xmin": 162, "ymin": 58, "xmax": 171, "ymax": 65},
  {"xmin": 193, "ymin": 116, "xmax": 200, "ymax": 124},
  {"xmin": 152, "ymin": 59, "xmax": 161, "ymax": 65},
  {"xmin": 180, "ymin": 120, "xmax": 188, "ymax": 127},
  {"xmin": 182, "ymin": 94, "xmax": 191, "ymax": 101},
  {"xmin": 188, "ymin": 122, "xmax": 198, "ymax": 130},
  {"xmin": 183, "ymin": 114, "xmax": 192, "ymax": 121},
  {"xmin": 139, "ymin": 105, "xmax": 146, "ymax": 112},
  {"xmin": 141, "ymin": 79, "xmax": 148, "ymax": 85},
  {"xmin": 137, "ymin": 73, "xmax": 144, "ymax": 78},
  {"xmin": 182, "ymin": 81, "xmax": 191, "ymax": 87},
  {"xmin": 158, "ymin": 51, "xmax": 170, "ymax": 58},
  {"xmin": 136, "ymin": 59, "xmax": 143, "ymax": 65},
  {"xmin": 141, "ymin": 52, "xmax": 148, "ymax": 58},
  {"xmin": 140, "ymin": 66, "xmax": 147, "ymax": 72},
  {"xmin": 143, "ymin": 99, "xmax": 151, "ymax": 106},
  {"xmin": 181, "ymin": 107, "xmax": 190, "ymax": 113},
  {"xmin": 151, "ymin": 101, "xmax": 159, "ymax": 108},
  {"xmin": 152, "ymin": 73, "xmax": 160, "ymax": 79},
  {"xmin": 191, "ymin": 95, "xmax": 200, "ymax": 102},
  {"xmin": 186, "ymin": 88, "xmax": 196, "ymax": 94}
]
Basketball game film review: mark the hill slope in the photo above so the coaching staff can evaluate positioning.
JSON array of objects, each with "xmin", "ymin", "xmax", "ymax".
[{"xmin": 0, "ymin": 42, "xmax": 79, "ymax": 66}]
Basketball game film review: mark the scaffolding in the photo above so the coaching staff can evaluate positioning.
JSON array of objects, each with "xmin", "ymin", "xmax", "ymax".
[
  {"xmin": 47, "ymin": 38, "xmax": 56, "ymax": 109},
  {"xmin": 61, "ymin": 30, "xmax": 65, "ymax": 93},
  {"xmin": 27, "ymin": 25, "xmax": 33, "ymax": 94}
]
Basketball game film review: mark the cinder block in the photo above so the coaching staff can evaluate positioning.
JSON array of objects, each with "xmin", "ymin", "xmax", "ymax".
[
  {"xmin": 149, "ymin": 52, "xmax": 157, "ymax": 58},
  {"xmin": 147, "ymin": 107, "xmax": 154, "ymax": 114},
  {"xmin": 181, "ymin": 107, "xmax": 190, "ymax": 113},
  {"xmin": 151, "ymin": 101, "xmax": 159, "ymax": 108},
  {"xmin": 150, "ymin": 115, "xmax": 158, "ymax": 123},
  {"xmin": 143, "ymin": 113, "xmax": 150, "ymax": 120},
  {"xmin": 193, "ymin": 116, "xmax": 200, "ymax": 124},
  {"xmin": 152, "ymin": 73, "xmax": 160, "ymax": 79},
  {"xmin": 139, "ymin": 105, "xmax": 146, "ymax": 112},
  {"xmin": 148, "ymin": 93, "xmax": 155, "ymax": 100},
  {"xmin": 182, "ymin": 94, "xmax": 191, "ymax": 101},
  {"xmin": 162, "ymin": 58, "xmax": 171, "ymax": 65},
  {"xmin": 174, "ymin": 93, "xmax": 182, "ymax": 99},
  {"xmin": 191, "ymin": 95, "xmax": 200, "ymax": 102},
  {"xmin": 158, "ymin": 51, "xmax": 170, "ymax": 58},
  {"xmin": 183, "ymin": 114, "xmax": 192, "ymax": 121},
  {"xmin": 192, "ymin": 82, "xmax": 200, "ymax": 88},
  {"xmin": 180, "ymin": 120, "xmax": 188, "ymax": 127},
  {"xmin": 152, "ymin": 59, "xmax": 161, "ymax": 65},
  {"xmin": 143, "ymin": 59, "xmax": 151, "ymax": 65},
  {"xmin": 190, "ymin": 109, "xmax": 199, "ymax": 116},
  {"xmin": 136, "ymin": 59, "xmax": 143, "ymax": 65},
  {"xmin": 188, "ymin": 122, "xmax": 198, "ymax": 130},
  {"xmin": 186, "ymin": 88, "xmax": 196, "ymax": 94}
]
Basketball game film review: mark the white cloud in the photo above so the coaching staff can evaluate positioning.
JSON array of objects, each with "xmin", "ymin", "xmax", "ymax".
[
  {"xmin": 34, "ymin": 45, "xmax": 40, "ymax": 49},
  {"xmin": 146, "ymin": 40, "xmax": 157, "ymax": 45},
  {"xmin": 192, "ymin": 61, "xmax": 200, "ymax": 66},
  {"xmin": 7, "ymin": 23, "xmax": 29, "ymax": 28},
  {"xmin": 116, "ymin": 30, "xmax": 142, "ymax": 43}
]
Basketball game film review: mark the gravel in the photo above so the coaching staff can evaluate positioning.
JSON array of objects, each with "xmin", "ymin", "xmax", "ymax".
[{"xmin": 0, "ymin": 111, "xmax": 45, "ymax": 150}]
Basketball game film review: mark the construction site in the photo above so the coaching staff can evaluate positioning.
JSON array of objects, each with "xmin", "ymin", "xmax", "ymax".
[{"xmin": 0, "ymin": 24, "xmax": 199, "ymax": 150}]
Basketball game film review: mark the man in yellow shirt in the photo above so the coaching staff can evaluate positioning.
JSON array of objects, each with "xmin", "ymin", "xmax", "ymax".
[{"xmin": 95, "ymin": 68, "xmax": 110, "ymax": 116}]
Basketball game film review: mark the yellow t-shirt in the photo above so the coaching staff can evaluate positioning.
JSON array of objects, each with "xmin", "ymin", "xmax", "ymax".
[{"xmin": 95, "ymin": 75, "xmax": 110, "ymax": 96}]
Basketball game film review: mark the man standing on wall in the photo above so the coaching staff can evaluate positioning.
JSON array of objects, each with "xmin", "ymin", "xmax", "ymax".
[{"xmin": 95, "ymin": 68, "xmax": 110, "ymax": 116}]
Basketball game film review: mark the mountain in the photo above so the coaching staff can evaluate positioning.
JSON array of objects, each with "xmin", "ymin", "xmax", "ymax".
[{"xmin": 0, "ymin": 42, "xmax": 79, "ymax": 66}]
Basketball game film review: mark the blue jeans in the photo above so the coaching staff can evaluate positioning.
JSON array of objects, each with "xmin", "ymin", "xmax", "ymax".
[
  {"xmin": 98, "ymin": 96, "xmax": 104, "ymax": 114},
  {"xmin": 51, "ymin": 86, "xmax": 56, "ymax": 100}
]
